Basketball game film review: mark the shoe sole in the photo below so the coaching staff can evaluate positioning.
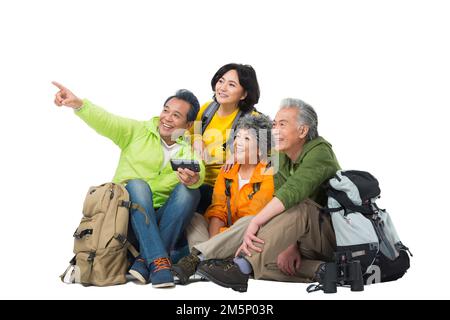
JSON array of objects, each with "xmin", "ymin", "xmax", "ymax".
[
  {"xmin": 197, "ymin": 269, "xmax": 247, "ymax": 293},
  {"xmin": 172, "ymin": 266, "xmax": 189, "ymax": 285},
  {"xmin": 152, "ymin": 282, "xmax": 175, "ymax": 289},
  {"xmin": 129, "ymin": 270, "xmax": 147, "ymax": 284},
  {"xmin": 174, "ymin": 273, "xmax": 208, "ymax": 285},
  {"xmin": 192, "ymin": 272, "xmax": 208, "ymax": 282},
  {"xmin": 128, "ymin": 270, "xmax": 147, "ymax": 284}
]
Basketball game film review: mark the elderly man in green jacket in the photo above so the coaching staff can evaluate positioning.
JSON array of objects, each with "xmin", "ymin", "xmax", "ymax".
[
  {"xmin": 52, "ymin": 82, "xmax": 205, "ymax": 288},
  {"xmin": 173, "ymin": 98, "xmax": 340, "ymax": 292}
]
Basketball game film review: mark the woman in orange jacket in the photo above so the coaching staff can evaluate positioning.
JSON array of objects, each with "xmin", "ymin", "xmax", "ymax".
[
  {"xmin": 184, "ymin": 113, "xmax": 274, "ymax": 247},
  {"xmin": 205, "ymin": 161, "xmax": 274, "ymax": 236}
]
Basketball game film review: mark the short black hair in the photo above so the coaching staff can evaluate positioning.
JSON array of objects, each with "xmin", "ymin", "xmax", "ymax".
[
  {"xmin": 163, "ymin": 89, "xmax": 200, "ymax": 122},
  {"xmin": 211, "ymin": 63, "xmax": 260, "ymax": 113}
]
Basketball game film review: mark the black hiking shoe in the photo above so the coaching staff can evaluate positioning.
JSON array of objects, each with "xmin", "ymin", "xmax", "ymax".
[
  {"xmin": 172, "ymin": 249, "xmax": 201, "ymax": 285},
  {"xmin": 197, "ymin": 258, "xmax": 249, "ymax": 292}
]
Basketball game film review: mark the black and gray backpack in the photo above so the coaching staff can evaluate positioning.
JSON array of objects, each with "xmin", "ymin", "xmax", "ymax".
[{"xmin": 310, "ymin": 170, "xmax": 412, "ymax": 293}]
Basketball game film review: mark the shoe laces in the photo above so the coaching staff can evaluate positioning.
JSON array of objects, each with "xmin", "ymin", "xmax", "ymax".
[
  {"xmin": 153, "ymin": 257, "xmax": 172, "ymax": 273},
  {"xmin": 224, "ymin": 261, "xmax": 238, "ymax": 271},
  {"xmin": 184, "ymin": 254, "xmax": 200, "ymax": 268},
  {"xmin": 204, "ymin": 258, "xmax": 235, "ymax": 271}
]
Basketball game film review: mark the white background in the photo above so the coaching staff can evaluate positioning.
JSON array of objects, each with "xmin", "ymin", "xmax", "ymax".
[{"xmin": 0, "ymin": 0, "xmax": 449, "ymax": 300}]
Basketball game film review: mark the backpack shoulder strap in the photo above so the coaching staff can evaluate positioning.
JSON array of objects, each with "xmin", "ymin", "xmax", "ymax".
[
  {"xmin": 248, "ymin": 182, "xmax": 261, "ymax": 200},
  {"xmin": 119, "ymin": 200, "xmax": 149, "ymax": 224},
  {"xmin": 224, "ymin": 178, "xmax": 233, "ymax": 227},
  {"xmin": 113, "ymin": 233, "xmax": 139, "ymax": 258},
  {"xmin": 224, "ymin": 178, "xmax": 233, "ymax": 196},
  {"xmin": 253, "ymin": 182, "xmax": 261, "ymax": 193},
  {"xmin": 325, "ymin": 188, "xmax": 374, "ymax": 216},
  {"xmin": 203, "ymin": 104, "xmax": 257, "ymax": 151},
  {"xmin": 201, "ymin": 101, "xmax": 220, "ymax": 134},
  {"xmin": 224, "ymin": 110, "xmax": 243, "ymax": 148}
]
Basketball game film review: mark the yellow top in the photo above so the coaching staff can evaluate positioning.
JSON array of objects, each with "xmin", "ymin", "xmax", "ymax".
[{"xmin": 191, "ymin": 101, "xmax": 240, "ymax": 186}]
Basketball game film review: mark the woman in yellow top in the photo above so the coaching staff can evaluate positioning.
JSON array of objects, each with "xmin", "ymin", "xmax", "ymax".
[{"xmin": 192, "ymin": 63, "xmax": 261, "ymax": 214}]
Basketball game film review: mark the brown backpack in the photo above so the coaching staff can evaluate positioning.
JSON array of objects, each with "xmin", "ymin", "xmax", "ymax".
[{"xmin": 61, "ymin": 182, "xmax": 145, "ymax": 286}]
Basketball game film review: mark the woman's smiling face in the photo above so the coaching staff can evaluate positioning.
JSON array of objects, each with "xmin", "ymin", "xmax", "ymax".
[
  {"xmin": 214, "ymin": 69, "xmax": 247, "ymax": 106},
  {"xmin": 234, "ymin": 129, "xmax": 259, "ymax": 165}
]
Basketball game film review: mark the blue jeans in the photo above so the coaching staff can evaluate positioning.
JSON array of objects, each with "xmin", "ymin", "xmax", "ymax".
[{"xmin": 125, "ymin": 179, "xmax": 200, "ymax": 266}]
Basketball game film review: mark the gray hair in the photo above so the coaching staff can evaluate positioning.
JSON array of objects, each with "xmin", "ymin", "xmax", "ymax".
[
  {"xmin": 279, "ymin": 98, "xmax": 319, "ymax": 141},
  {"xmin": 235, "ymin": 113, "xmax": 273, "ymax": 161}
]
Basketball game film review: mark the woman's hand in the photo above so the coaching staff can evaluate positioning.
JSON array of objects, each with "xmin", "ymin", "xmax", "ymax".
[
  {"xmin": 235, "ymin": 220, "xmax": 264, "ymax": 257},
  {"xmin": 52, "ymin": 81, "xmax": 83, "ymax": 109},
  {"xmin": 222, "ymin": 148, "xmax": 236, "ymax": 172},
  {"xmin": 222, "ymin": 160, "xmax": 235, "ymax": 173}
]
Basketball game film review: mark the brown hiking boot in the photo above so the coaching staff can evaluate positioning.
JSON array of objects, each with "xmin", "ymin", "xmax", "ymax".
[
  {"xmin": 172, "ymin": 250, "xmax": 201, "ymax": 285},
  {"xmin": 197, "ymin": 258, "xmax": 249, "ymax": 292}
]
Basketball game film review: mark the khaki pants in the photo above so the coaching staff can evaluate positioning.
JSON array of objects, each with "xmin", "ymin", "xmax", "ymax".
[
  {"xmin": 186, "ymin": 213, "xmax": 210, "ymax": 249},
  {"xmin": 191, "ymin": 199, "xmax": 336, "ymax": 283}
]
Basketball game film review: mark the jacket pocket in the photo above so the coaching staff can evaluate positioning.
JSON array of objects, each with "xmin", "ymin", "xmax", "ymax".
[{"xmin": 264, "ymin": 262, "xmax": 280, "ymax": 271}]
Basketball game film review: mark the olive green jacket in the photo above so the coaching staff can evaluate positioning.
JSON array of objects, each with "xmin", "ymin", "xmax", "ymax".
[{"xmin": 274, "ymin": 137, "xmax": 340, "ymax": 209}]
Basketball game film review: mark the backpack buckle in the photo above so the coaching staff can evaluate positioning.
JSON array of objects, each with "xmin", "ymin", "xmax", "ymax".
[
  {"xmin": 115, "ymin": 233, "xmax": 128, "ymax": 245},
  {"xmin": 87, "ymin": 252, "xmax": 96, "ymax": 262},
  {"xmin": 120, "ymin": 200, "xmax": 132, "ymax": 209}
]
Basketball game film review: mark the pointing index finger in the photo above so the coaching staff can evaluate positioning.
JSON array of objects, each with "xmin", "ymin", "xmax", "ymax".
[{"xmin": 52, "ymin": 81, "xmax": 67, "ymax": 91}]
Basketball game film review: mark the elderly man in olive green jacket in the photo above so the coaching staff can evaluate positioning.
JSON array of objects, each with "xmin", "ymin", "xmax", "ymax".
[
  {"xmin": 52, "ymin": 82, "xmax": 205, "ymax": 288},
  {"xmin": 174, "ymin": 98, "xmax": 340, "ymax": 292}
]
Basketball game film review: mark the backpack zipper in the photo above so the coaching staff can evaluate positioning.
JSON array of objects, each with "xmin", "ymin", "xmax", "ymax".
[{"xmin": 396, "ymin": 242, "xmax": 413, "ymax": 257}]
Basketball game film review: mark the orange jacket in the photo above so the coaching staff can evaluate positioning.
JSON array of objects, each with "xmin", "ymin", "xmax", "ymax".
[{"xmin": 205, "ymin": 162, "xmax": 274, "ymax": 232}]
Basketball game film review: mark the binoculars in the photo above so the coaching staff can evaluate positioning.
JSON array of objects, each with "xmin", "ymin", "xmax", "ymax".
[{"xmin": 322, "ymin": 252, "xmax": 364, "ymax": 293}]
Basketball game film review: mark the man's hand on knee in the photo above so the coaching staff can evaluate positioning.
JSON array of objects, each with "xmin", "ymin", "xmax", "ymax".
[
  {"xmin": 235, "ymin": 220, "xmax": 264, "ymax": 257},
  {"xmin": 277, "ymin": 243, "xmax": 301, "ymax": 276}
]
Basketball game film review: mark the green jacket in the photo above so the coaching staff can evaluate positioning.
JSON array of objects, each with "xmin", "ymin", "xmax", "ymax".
[
  {"xmin": 75, "ymin": 99, "xmax": 205, "ymax": 208},
  {"xmin": 274, "ymin": 137, "xmax": 340, "ymax": 209}
]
